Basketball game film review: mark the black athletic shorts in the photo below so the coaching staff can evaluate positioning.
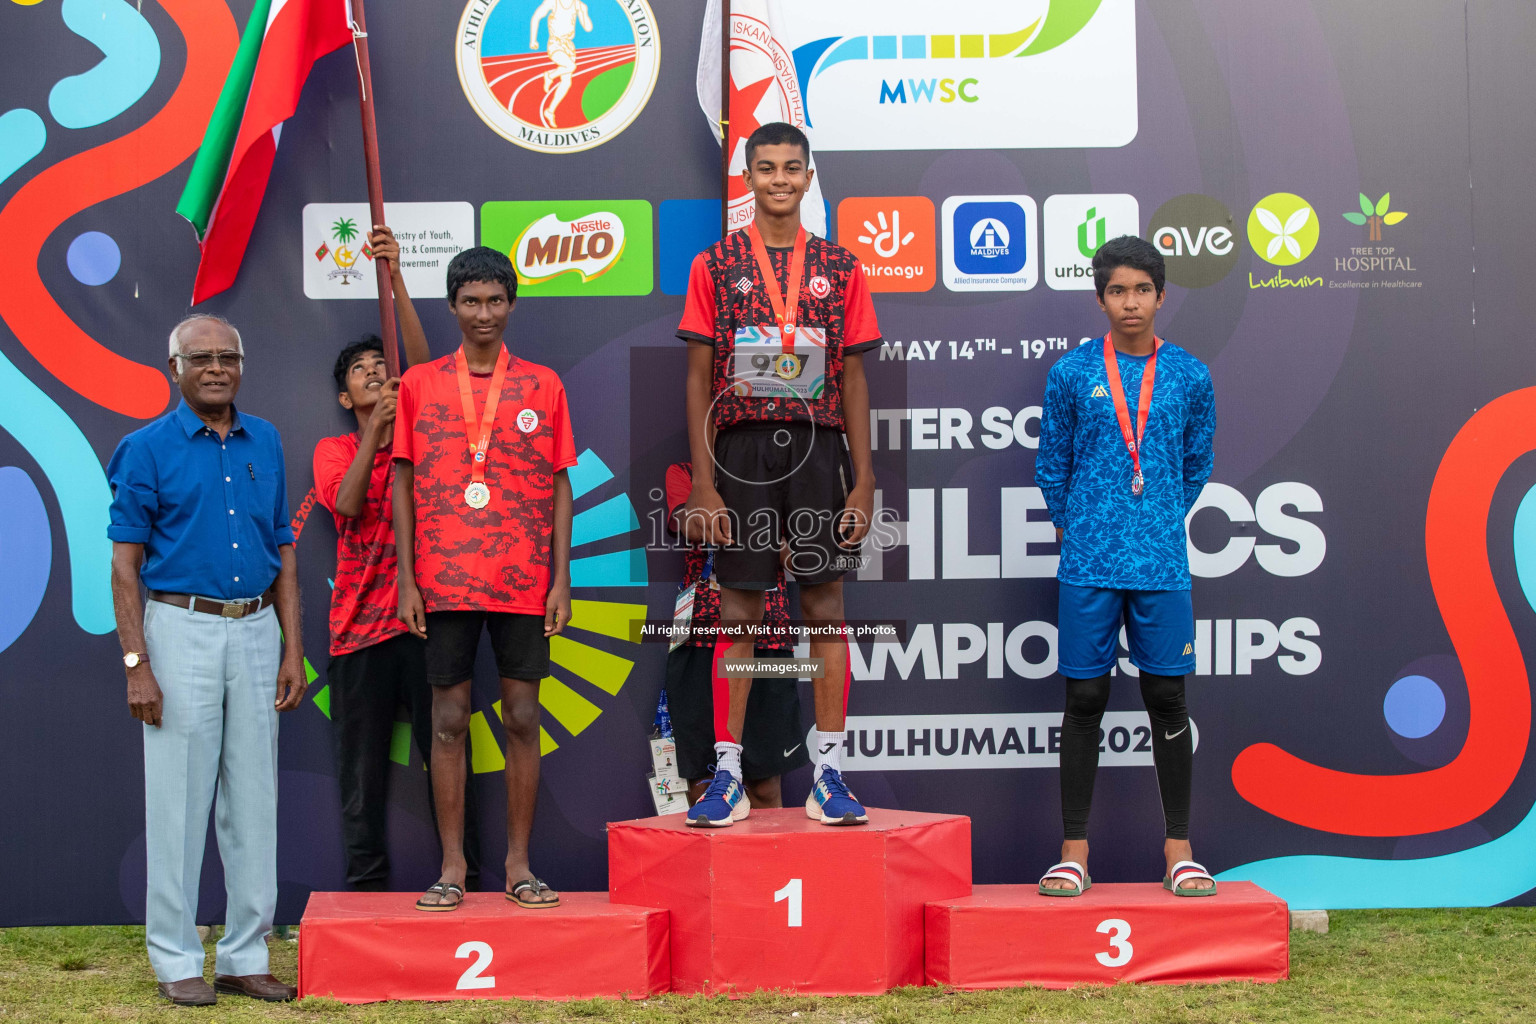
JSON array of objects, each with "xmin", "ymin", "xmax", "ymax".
[
  {"xmin": 712, "ymin": 422, "xmax": 857, "ymax": 589},
  {"xmin": 665, "ymin": 643, "xmax": 811, "ymax": 782},
  {"xmin": 424, "ymin": 611, "xmax": 549, "ymax": 686}
]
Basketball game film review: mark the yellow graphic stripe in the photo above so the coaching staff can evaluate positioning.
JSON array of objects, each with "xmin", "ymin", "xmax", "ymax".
[
  {"xmin": 549, "ymin": 634, "xmax": 633, "ymax": 695},
  {"xmin": 569, "ymin": 598, "xmax": 647, "ymax": 642},
  {"xmin": 469, "ymin": 710, "xmax": 505, "ymax": 773},
  {"xmin": 539, "ymin": 675, "xmax": 602, "ymax": 736}
]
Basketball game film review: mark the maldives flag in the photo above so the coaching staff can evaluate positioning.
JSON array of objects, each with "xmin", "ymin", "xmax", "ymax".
[{"xmin": 177, "ymin": 0, "xmax": 355, "ymax": 304}]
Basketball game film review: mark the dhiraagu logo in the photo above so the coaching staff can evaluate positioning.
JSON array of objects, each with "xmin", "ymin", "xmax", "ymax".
[
  {"xmin": 299, "ymin": 448, "xmax": 648, "ymax": 769},
  {"xmin": 1247, "ymin": 193, "xmax": 1320, "ymax": 267},
  {"xmin": 481, "ymin": 200, "xmax": 653, "ymax": 296},
  {"xmin": 780, "ymin": 0, "xmax": 1136, "ymax": 151}
]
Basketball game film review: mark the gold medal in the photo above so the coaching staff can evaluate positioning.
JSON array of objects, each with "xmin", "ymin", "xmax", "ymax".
[
  {"xmin": 464, "ymin": 482, "xmax": 491, "ymax": 509},
  {"xmin": 775, "ymin": 353, "xmax": 803, "ymax": 379}
]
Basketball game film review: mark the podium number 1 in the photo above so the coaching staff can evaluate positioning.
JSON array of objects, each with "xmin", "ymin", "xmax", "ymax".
[
  {"xmin": 1095, "ymin": 919, "xmax": 1133, "ymax": 967},
  {"xmin": 455, "ymin": 941, "xmax": 495, "ymax": 990},
  {"xmin": 774, "ymin": 878, "xmax": 803, "ymax": 927}
]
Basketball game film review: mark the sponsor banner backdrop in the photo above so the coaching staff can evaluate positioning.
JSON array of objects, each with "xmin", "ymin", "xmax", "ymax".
[{"xmin": 0, "ymin": 0, "xmax": 1531, "ymax": 927}]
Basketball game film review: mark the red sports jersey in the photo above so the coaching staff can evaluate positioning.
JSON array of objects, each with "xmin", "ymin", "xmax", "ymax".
[
  {"xmin": 677, "ymin": 231, "xmax": 880, "ymax": 431},
  {"xmin": 393, "ymin": 350, "xmax": 578, "ymax": 614},
  {"xmin": 314, "ymin": 433, "xmax": 406, "ymax": 657},
  {"xmin": 665, "ymin": 461, "xmax": 792, "ymax": 650}
]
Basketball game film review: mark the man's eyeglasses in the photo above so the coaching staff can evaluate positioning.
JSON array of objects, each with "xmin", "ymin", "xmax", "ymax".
[{"xmin": 177, "ymin": 351, "xmax": 244, "ymax": 371}]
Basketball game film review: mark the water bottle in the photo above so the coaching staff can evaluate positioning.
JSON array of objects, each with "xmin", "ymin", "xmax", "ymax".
[{"xmin": 654, "ymin": 689, "xmax": 674, "ymax": 739}]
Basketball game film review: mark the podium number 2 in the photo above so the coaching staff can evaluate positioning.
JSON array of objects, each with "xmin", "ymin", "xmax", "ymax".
[
  {"xmin": 455, "ymin": 941, "xmax": 495, "ymax": 990},
  {"xmin": 1095, "ymin": 919, "xmax": 1133, "ymax": 967},
  {"xmin": 774, "ymin": 878, "xmax": 803, "ymax": 927}
]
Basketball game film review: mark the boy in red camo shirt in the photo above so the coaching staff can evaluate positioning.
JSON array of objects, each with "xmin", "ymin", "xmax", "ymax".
[
  {"xmin": 392, "ymin": 245, "xmax": 577, "ymax": 912},
  {"xmin": 313, "ymin": 226, "xmax": 480, "ymax": 891}
]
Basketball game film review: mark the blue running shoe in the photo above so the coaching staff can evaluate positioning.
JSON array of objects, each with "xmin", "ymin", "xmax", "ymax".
[
  {"xmin": 686, "ymin": 769, "xmax": 749, "ymax": 827},
  {"xmin": 805, "ymin": 767, "xmax": 868, "ymax": 825}
]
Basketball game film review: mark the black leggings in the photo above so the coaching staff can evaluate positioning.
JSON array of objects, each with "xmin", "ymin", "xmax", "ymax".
[{"xmin": 1059, "ymin": 673, "xmax": 1191, "ymax": 840}]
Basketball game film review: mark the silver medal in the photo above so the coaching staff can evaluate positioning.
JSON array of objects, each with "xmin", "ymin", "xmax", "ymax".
[{"xmin": 464, "ymin": 482, "xmax": 491, "ymax": 509}]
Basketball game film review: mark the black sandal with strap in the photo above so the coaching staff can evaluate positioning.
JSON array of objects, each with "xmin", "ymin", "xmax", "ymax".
[
  {"xmin": 415, "ymin": 882, "xmax": 464, "ymax": 912},
  {"xmin": 507, "ymin": 877, "xmax": 560, "ymax": 909}
]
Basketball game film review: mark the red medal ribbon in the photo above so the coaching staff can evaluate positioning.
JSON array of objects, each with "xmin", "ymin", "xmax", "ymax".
[
  {"xmin": 1102, "ymin": 334, "xmax": 1162, "ymax": 490},
  {"xmin": 747, "ymin": 221, "xmax": 807, "ymax": 353},
  {"xmin": 454, "ymin": 344, "xmax": 511, "ymax": 489}
]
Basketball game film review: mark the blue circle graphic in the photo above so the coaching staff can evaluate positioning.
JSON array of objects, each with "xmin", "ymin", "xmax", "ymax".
[
  {"xmin": 66, "ymin": 231, "xmax": 121, "ymax": 285},
  {"xmin": 1384, "ymin": 675, "xmax": 1446, "ymax": 739}
]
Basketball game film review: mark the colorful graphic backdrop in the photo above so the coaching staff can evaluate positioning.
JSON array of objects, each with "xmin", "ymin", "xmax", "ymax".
[{"xmin": 1, "ymin": 0, "xmax": 1533, "ymax": 924}]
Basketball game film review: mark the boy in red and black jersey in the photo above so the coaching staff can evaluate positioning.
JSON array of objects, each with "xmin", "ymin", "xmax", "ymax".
[
  {"xmin": 392, "ymin": 245, "xmax": 578, "ymax": 912},
  {"xmin": 664, "ymin": 462, "xmax": 810, "ymax": 805},
  {"xmin": 313, "ymin": 226, "xmax": 480, "ymax": 892},
  {"xmin": 677, "ymin": 122, "xmax": 879, "ymax": 828}
]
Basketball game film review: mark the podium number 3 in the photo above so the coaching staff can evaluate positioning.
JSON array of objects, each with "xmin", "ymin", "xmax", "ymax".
[
  {"xmin": 774, "ymin": 878, "xmax": 803, "ymax": 927},
  {"xmin": 455, "ymin": 941, "xmax": 495, "ymax": 990},
  {"xmin": 1095, "ymin": 918, "xmax": 1133, "ymax": 967}
]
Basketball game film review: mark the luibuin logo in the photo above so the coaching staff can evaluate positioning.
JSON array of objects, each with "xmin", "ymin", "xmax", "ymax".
[
  {"xmin": 1343, "ymin": 192, "xmax": 1406, "ymax": 242},
  {"xmin": 456, "ymin": 0, "xmax": 660, "ymax": 154},
  {"xmin": 1247, "ymin": 193, "xmax": 1320, "ymax": 267}
]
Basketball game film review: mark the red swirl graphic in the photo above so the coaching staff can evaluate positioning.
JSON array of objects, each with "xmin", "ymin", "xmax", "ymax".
[
  {"xmin": 1232, "ymin": 388, "xmax": 1535, "ymax": 835},
  {"xmin": 0, "ymin": 0, "xmax": 237, "ymax": 419}
]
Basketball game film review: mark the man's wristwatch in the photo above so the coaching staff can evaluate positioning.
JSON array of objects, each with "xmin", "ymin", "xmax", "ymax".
[{"xmin": 123, "ymin": 652, "xmax": 146, "ymax": 669}]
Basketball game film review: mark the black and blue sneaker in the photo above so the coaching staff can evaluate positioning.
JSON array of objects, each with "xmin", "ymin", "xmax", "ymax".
[
  {"xmin": 686, "ymin": 769, "xmax": 749, "ymax": 827},
  {"xmin": 805, "ymin": 766, "xmax": 868, "ymax": 825}
]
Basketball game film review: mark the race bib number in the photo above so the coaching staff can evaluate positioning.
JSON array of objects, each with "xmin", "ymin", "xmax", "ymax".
[{"xmin": 729, "ymin": 325, "xmax": 827, "ymax": 400}]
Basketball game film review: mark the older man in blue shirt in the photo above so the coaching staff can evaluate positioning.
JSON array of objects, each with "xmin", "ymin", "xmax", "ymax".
[{"xmin": 108, "ymin": 314, "xmax": 306, "ymax": 1006}]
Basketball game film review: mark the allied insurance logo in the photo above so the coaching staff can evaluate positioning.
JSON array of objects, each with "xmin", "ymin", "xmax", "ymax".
[
  {"xmin": 783, "ymin": 0, "xmax": 1136, "ymax": 151},
  {"xmin": 480, "ymin": 200, "xmax": 653, "ymax": 296},
  {"xmin": 941, "ymin": 195, "xmax": 1037, "ymax": 291},
  {"xmin": 456, "ymin": 0, "xmax": 659, "ymax": 154}
]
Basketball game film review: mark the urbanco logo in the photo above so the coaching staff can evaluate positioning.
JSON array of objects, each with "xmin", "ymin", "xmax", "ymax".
[
  {"xmin": 480, "ymin": 200, "xmax": 653, "ymax": 296},
  {"xmin": 1247, "ymin": 192, "xmax": 1320, "ymax": 267},
  {"xmin": 1343, "ymin": 191, "xmax": 1407, "ymax": 242},
  {"xmin": 1045, "ymin": 193, "xmax": 1138, "ymax": 291},
  {"xmin": 456, "ymin": 0, "xmax": 659, "ymax": 154},
  {"xmin": 1146, "ymin": 194, "xmax": 1238, "ymax": 288}
]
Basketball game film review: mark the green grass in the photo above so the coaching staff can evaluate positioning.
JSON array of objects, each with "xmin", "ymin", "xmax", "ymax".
[{"xmin": 1, "ymin": 910, "xmax": 1533, "ymax": 1022}]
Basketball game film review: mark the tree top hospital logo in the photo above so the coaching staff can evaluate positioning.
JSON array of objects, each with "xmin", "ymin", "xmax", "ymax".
[
  {"xmin": 779, "ymin": 0, "xmax": 1136, "ymax": 151},
  {"xmin": 941, "ymin": 195, "xmax": 1037, "ymax": 292},
  {"xmin": 456, "ymin": 0, "xmax": 659, "ymax": 154},
  {"xmin": 1247, "ymin": 192, "xmax": 1320, "ymax": 266}
]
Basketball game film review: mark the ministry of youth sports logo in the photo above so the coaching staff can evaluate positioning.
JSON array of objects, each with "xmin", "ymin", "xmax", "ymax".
[{"xmin": 456, "ymin": 0, "xmax": 659, "ymax": 154}]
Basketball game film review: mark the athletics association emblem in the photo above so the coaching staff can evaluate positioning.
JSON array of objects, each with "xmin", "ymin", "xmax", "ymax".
[
  {"xmin": 456, "ymin": 0, "xmax": 659, "ymax": 154},
  {"xmin": 516, "ymin": 409, "xmax": 539, "ymax": 433},
  {"xmin": 807, "ymin": 274, "xmax": 831, "ymax": 299}
]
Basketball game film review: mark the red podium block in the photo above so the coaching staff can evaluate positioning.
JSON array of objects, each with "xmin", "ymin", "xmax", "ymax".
[
  {"xmin": 925, "ymin": 882, "xmax": 1288, "ymax": 989},
  {"xmin": 608, "ymin": 807, "xmax": 971, "ymax": 995},
  {"xmin": 298, "ymin": 892, "xmax": 668, "ymax": 1003}
]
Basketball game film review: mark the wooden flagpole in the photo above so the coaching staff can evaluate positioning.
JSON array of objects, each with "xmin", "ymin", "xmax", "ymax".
[
  {"xmin": 720, "ymin": 0, "xmax": 731, "ymax": 239},
  {"xmin": 351, "ymin": 0, "xmax": 401, "ymax": 377}
]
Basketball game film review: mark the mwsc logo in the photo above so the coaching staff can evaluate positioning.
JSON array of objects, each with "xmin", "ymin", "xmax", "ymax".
[
  {"xmin": 779, "ymin": 0, "xmax": 1137, "ymax": 151},
  {"xmin": 456, "ymin": 0, "xmax": 659, "ymax": 154}
]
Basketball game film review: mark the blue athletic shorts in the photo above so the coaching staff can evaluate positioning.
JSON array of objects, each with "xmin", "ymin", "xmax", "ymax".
[{"xmin": 1057, "ymin": 583, "xmax": 1196, "ymax": 679}]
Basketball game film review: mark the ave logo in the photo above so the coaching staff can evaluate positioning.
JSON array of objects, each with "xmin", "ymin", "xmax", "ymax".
[{"xmin": 1147, "ymin": 194, "xmax": 1239, "ymax": 288}]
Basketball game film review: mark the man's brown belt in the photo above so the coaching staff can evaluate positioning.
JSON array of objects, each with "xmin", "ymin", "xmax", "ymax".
[{"xmin": 148, "ymin": 589, "xmax": 276, "ymax": 619}]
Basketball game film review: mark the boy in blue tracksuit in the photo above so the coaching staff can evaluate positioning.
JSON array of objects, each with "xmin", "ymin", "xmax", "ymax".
[{"xmin": 1034, "ymin": 235, "xmax": 1218, "ymax": 898}]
